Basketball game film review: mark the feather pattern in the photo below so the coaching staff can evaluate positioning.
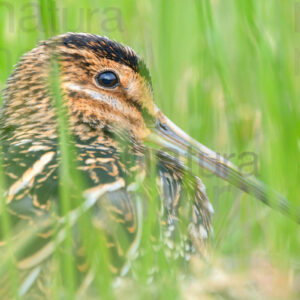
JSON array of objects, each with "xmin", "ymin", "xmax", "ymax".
[{"xmin": 0, "ymin": 33, "xmax": 212, "ymax": 298}]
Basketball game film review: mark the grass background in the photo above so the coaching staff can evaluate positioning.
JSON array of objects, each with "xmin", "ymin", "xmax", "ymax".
[{"xmin": 0, "ymin": 0, "xmax": 299, "ymax": 299}]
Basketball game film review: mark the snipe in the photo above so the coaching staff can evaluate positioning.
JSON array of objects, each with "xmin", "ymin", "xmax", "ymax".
[{"xmin": 0, "ymin": 33, "xmax": 295, "ymax": 298}]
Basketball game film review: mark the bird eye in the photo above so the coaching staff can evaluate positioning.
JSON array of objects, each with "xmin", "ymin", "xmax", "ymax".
[{"xmin": 96, "ymin": 71, "xmax": 119, "ymax": 88}]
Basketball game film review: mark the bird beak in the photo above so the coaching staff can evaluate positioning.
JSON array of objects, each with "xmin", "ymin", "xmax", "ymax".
[{"xmin": 145, "ymin": 108, "xmax": 290, "ymax": 213}]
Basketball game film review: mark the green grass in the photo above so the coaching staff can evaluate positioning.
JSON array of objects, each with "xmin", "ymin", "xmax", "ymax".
[{"xmin": 0, "ymin": 0, "xmax": 299, "ymax": 299}]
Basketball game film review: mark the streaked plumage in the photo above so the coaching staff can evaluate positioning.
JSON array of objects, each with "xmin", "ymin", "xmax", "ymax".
[
  {"xmin": 0, "ymin": 33, "xmax": 297, "ymax": 298},
  {"xmin": 0, "ymin": 33, "xmax": 212, "ymax": 298}
]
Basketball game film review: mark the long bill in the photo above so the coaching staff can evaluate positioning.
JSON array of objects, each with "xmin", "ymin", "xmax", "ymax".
[{"xmin": 145, "ymin": 109, "xmax": 299, "ymax": 223}]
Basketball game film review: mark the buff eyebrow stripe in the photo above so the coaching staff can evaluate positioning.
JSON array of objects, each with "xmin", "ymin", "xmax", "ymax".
[{"xmin": 64, "ymin": 83, "xmax": 139, "ymax": 115}]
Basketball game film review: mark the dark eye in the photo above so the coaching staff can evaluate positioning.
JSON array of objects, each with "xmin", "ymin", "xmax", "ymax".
[{"xmin": 96, "ymin": 71, "xmax": 119, "ymax": 88}]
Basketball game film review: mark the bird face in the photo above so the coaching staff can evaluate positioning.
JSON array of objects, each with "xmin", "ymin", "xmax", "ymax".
[{"xmin": 48, "ymin": 33, "xmax": 156, "ymax": 140}]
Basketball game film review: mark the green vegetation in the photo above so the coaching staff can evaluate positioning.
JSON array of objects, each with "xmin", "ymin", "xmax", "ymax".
[{"xmin": 0, "ymin": 0, "xmax": 299, "ymax": 299}]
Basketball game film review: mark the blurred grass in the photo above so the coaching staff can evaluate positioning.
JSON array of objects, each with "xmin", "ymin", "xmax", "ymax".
[{"xmin": 0, "ymin": 0, "xmax": 299, "ymax": 298}]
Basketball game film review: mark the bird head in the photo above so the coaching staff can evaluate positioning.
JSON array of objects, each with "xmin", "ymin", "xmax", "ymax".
[{"xmin": 51, "ymin": 33, "xmax": 156, "ymax": 140}]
